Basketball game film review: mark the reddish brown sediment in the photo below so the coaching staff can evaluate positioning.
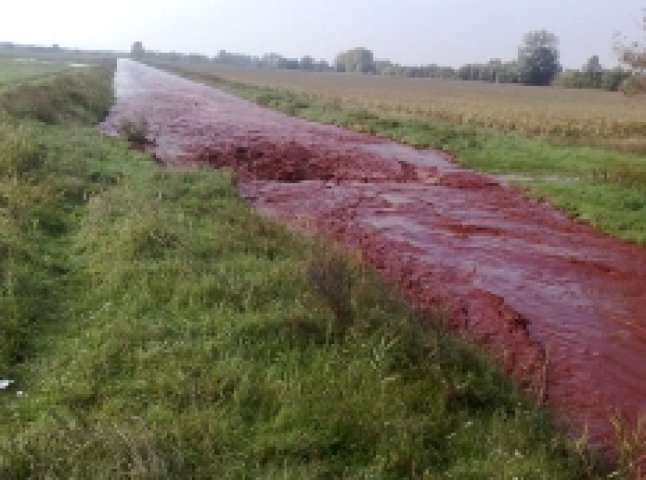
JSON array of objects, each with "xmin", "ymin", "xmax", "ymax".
[{"xmin": 102, "ymin": 60, "xmax": 646, "ymax": 459}]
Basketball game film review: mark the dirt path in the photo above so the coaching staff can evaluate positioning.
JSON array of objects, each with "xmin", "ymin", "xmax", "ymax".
[{"xmin": 103, "ymin": 59, "xmax": 646, "ymax": 455}]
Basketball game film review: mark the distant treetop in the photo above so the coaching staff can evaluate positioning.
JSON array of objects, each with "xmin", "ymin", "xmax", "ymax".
[{"xmin": 131, "ymin": 41, "xmax": 145, "ymax": 59}]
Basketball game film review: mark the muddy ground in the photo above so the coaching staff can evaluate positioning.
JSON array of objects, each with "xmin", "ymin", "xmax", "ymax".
[{"xmin": 102, "ymin": 59, "xmax": 646, "ymax": 456}]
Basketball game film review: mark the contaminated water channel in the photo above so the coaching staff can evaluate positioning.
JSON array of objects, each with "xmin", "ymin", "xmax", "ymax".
[{"xmin": 102, "ymin": 59, "xmax": 646, "ymax": 459}]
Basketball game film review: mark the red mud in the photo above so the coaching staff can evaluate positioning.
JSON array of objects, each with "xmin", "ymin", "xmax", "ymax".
[{"xmin": 103, "ymin": 60, "xmax": 646, "ymax": 459}]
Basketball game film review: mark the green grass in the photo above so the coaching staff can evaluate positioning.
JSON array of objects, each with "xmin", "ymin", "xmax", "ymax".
[
  {"xmin": 0, "ymin": 62, "xmax": 610, "ymax": 478},
  {"xmin": 0, "ymin": 62, "xmax": 113, "ymax": 124},
  {"xmin": 0, "ymin": 58, "xmax": 72, "ymax": 94},
  {"xmin": 164, "ymin": 66, "xmax": 646, "ymax": 245}
]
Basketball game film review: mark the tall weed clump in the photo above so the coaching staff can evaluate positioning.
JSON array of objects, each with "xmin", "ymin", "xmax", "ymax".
[
  {"xmin": 591, "ymin": 162, "xmax": 646, "ymax": 191},
  {"xmin": 306, "ymin": 246, "xmax": 354, "ymax": 335},
  {"xmin": 118, "ymin": 114, "xmax": 151, "ymax": 148},
  {"xmin": 610, "ymin": 412, "xmax": 646, "ymax": 479}
]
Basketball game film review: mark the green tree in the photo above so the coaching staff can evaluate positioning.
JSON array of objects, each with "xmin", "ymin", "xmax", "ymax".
[
  {"xmin": 300, "ymin": 55, "xmax": 315, "ymax": 71},
  {"xmin": 582, "ymin": 55, "xmax": 603, "ymax": 87},
  {"xmin": 131, "ymin": 41, "xmax": 145, "ymax": 59},
  {"xmin": 335, "ymin": 48, "xmax": 376, "ymax": 74},
  {"xmin": 518, "ymin": 30, "xmax": 560, "ymax": 86},
  {"xmin": 601, "ymin": 67, "xmax": 631, "ymax": 91},
  {"xmin": 615, "ymin": 14, "xmax": 646, "ymax": 94},
  {"xmin": 553, "ymin": 69, "xmax": 585, "ymax": 89}
]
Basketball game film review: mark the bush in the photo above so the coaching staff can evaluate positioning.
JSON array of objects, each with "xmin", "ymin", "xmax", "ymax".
[
  {"xmin": 306, "ymin": 246, "xmax": 354, "ymax": 334},
  {"xmin": 118, "ymin": 115, "xmax": 150, "ymax": 147}
]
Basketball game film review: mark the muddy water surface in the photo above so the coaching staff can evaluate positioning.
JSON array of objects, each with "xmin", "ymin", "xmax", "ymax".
[{"xmin": 103, "ymin": 60, "xmax": 646, "ymax": 455}]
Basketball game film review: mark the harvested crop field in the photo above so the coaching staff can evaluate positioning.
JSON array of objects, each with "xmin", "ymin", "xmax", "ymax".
[{"xmin": 103, "ymin": 60, "xmax": 646, "ymax": 464}]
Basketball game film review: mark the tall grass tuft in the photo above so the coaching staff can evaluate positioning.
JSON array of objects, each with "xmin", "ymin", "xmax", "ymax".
[
  {"xmin": 610, "ymin": 411, "xmax": 645, "ymax": 479},
  {"xmin": 306, "ymin": 246, "xmax": 354, "ymax": 335},
  {"xmin": 118, "ymin": 114, "xmax": 151, "ymax": 148},
  {"xmin": 591, "ymin": 163, "xmax": 646, "ymax": 190}
]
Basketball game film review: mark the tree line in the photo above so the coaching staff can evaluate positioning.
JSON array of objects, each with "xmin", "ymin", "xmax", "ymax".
[
  {"xmin": 132, "ymin": 42, "xmax": 333, "ymax": 72},
  {"xmin": 0, "ymin": 41, "xmax": 121, "ymax": 60},
  {"xmin": 131, "ymin": 28, "xmax": 635, "ymax": 92},
  {"xmin": 332, "ymin": 31, "xmax": 630, "ymax": 91},
  {"xmin": 0, "ymin": 27, "xmax": 640, "ymax": 94}
]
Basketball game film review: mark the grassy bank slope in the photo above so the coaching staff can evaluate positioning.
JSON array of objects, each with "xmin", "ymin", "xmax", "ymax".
[
  {"xmin": 162, "ymin": 64, "xmax": 646, "ymax": 246},
  {"xmin": 0, "ymin": 63, "xmax": 606, "ymax": 478}
]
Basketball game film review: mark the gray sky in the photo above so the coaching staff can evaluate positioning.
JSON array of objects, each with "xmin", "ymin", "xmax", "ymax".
[{"xmin": 1, "ymin": 0, "xmax": 643, "ymax": 68}]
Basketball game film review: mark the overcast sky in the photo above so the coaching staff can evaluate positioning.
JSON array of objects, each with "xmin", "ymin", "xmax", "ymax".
[{"xmin": 1, "ymin": 0, "xmax": 643, "ymax": 68}]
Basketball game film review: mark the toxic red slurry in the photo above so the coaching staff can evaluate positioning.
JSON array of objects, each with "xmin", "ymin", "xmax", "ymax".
[{"xmin": 103, "ymin": 60, "xmax": 646, "ymax": 459}]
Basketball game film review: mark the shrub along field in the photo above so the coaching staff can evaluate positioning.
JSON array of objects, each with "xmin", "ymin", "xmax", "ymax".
[
  {"xmin": 160, "ymin": 63, "xmax": 646, "ymax": 246},
  {"xmin": 0, "ymin": 63, "xmax": 613, "ymax": 477}
]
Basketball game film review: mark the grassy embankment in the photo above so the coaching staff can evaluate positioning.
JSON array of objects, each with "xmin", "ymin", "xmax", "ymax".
[
  {"xmin": 162, "ymin": 64, "xmax": 646, "ymax": 245},
  {"xmin": 0, "ymin": 63, "xmax": 612, "ymax": 478}
]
